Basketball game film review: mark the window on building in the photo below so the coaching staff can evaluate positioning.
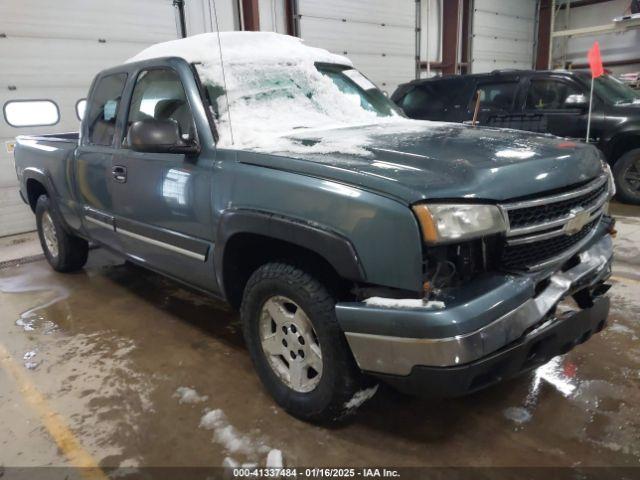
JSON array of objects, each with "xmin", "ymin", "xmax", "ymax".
[
  {"xmin": 86, "ymin": 73, "xmax": 127, "ymax": 146},
  {"xmin": 3, "ymin": 100, "xmax": 59, "ymax": 127}
]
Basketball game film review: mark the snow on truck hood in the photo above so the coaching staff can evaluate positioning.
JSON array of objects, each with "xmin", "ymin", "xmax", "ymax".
[{"xmin": 127, "ymin": 32, "xmax": 410, "ymax": 152}]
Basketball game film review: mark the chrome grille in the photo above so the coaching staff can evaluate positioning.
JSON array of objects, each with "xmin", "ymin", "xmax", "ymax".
[{"xmin": 499, "ymin": 175, "xmax": 609, "ymax": 270}]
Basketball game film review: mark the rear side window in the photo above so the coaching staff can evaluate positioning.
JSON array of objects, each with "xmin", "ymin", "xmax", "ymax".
[
  {"xmin": 3, "ymin": 100, "xmax": 59, "ymax": 127},
  {"xmin": 472, "ymin": 82, "xmax": 519, "ymax": 113},
  {"xmin": 400, "ymin": 87, "xmax": 433, "ymax": 117},
  {"xmin": 86, "ymin": 73, "xmax": 127, "ymax": 146}
]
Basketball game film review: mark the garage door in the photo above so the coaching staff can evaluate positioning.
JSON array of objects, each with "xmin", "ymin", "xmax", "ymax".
[
  {"xmin": 471, "ymin": 0, "xmax": 537, "ymax": 73},
  {"xmin": 296, "ymin": 0, "xmax": 418, "ymax": 95},
  {"xmin": 0, "ymin": 0, "xmax": 180, "ymax": 237}
]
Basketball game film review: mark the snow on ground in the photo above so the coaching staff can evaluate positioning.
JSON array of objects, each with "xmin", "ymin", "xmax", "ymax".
[
  {"xmin": 266, "ymin": 449, "xmax": 283, "ymax": 468},
  {"xmin": 173, "ymin": 386, "xmax": 208, "ymax": 404},
  {"xmin": 344, "ymin": 385, "xmax": 379, "ymax": 410},
  {"xmin": 363, "ymin": 297, "xmax": 446, "ymax": 309},
  {"xmin": 199, "ymin": 409, "xmax": 271, "ymax": 458},
  {"xmin": 127, "ymin": 32, "xmax": 416, "ymax": 154}
]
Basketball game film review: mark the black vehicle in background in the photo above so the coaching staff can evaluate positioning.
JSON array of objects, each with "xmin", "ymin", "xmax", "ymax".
[{"xmin": 392, "ymin": 70, "xmax": 640, "ymax": 204}]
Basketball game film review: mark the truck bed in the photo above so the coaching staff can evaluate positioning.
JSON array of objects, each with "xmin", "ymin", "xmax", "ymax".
[{"xmin": 13, "ymin": 132, "xmax": 80, "ymax": 223}]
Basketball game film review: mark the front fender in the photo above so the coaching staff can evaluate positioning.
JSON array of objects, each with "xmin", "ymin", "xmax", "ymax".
[
  {"xmin": 600, "ymin": 122, "xmax": 640, "ymax": 161},
  {"xmin": 215, "ymin": 157, "xmax": 425, "ymax": 293}
]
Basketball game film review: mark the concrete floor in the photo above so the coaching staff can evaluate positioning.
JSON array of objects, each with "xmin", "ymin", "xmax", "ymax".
[{"xmin": 0, "ymin": 204, "xmax": 638, "ymax": 471}]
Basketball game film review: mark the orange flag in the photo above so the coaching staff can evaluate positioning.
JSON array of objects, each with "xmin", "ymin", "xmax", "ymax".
[{"xmin": 587, "ymin": 41, "xmax": 604, "ymax": 78}]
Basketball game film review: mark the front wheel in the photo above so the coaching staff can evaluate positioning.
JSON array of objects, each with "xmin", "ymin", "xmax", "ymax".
[
  {"xmin": 612, "ymin": 148, "xmax": 640, "ymax": 205},
  {"xmin": 35, "ymin": 195, "xmax": 89, "ymax": 272},
  {"xmin": 240, "ymin": 262, "xmax": 376, "ymax": 423}
]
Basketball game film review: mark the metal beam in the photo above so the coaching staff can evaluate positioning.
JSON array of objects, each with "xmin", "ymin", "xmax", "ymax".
[
  {"xmin": 241, "ymin": 0, "xmax": 260, "ymax": 31},
  {"xmin": 536, "ymin": 0, "xmax": 552, "ymax": 69},
  {"xmin": 551, "ymin": 16, "xmax": 640, "ymax": 37},
  {"xmin": 441, "ymin": 0, "xmax": 460, "ymax": 75}
]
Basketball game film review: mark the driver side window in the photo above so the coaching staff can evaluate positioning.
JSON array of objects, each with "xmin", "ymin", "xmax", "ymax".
[{"xmin": 125, "ymin": 68, "xmax": 196, "ymax": 145}]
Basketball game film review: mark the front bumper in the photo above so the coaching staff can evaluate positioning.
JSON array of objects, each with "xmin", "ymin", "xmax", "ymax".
[
  {"xmin": 336, "ymin": 231, "xmax": 613, "ymax": 388},
  {"xmin": 377, "ymin": 295, "xmax": 609, "ymax": 397}
]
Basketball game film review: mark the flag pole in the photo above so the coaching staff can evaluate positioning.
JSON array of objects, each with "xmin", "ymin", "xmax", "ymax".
[{"xmin": 586, "ymin": 75, "xmax": 594, "ymax": 143}]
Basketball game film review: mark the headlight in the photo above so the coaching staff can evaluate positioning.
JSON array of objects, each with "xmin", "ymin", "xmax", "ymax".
[{"xmin": 412, "ymin": 204, "xmax": 506, "ymax": 244}]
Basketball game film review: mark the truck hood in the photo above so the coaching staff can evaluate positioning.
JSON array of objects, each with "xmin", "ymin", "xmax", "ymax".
[{"xmin": 242, "ymin": 121, "xmax": 605, "ymax": 204}]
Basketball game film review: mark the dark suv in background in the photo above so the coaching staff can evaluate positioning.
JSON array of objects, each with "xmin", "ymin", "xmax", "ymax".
[{"xmin": 392, "ymin": 70, "xmax": 640, "ymax": 204}]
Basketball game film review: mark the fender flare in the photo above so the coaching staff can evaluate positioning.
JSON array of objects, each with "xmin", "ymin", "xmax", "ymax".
[
  {"xmin": 21, "ymin": 167, "xmax": 58, "ymax": 209},
  {"xmin": 600, "ymin": 124, "xmax": 640, "ymax": 162},
  {"xmin": 214, "ymin": 209, "xmax": 366, "ymax": 295}
]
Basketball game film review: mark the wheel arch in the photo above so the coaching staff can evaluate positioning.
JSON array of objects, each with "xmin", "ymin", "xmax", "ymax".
[
  {"xmin": 23, "ymin": 168, "xmax": 55, "ymax": 212},
  {"xmin": 214, "ymin": 209, "xmax": 366, "ymax": 309}
]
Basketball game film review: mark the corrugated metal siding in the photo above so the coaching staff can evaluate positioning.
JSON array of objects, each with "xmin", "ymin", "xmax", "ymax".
[
  {"xmin": 471, "ymin": 0, "xmax": 537, "ymax": 73},
  {"xmin": 297, "ymin": 0, "xmax": 418, "ymax": 94},
  {"xmin": 0, "ymin": 0, "xmax": 179, "ymax": 237},
  {"xmin": 554, "ymin": 0, "xmax": 640, "ymax": 73}
]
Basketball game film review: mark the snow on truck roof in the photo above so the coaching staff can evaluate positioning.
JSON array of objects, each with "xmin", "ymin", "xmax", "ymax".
[
  {"xmin": 127, "ymin": 32, "xmax": 409, "ymax": 154},
  {"xmin": 127, "ymin": 31, "xmax": 352, "ymax": 67}
]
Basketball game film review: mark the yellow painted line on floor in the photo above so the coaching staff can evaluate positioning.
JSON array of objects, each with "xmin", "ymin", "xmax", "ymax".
[
  {"xmin": 0, "ymin": 343, "xmax": 108, "ymax": 480},
  {"xmin": 611, "ymin": 275, "xmax": 640, "ymax": 285}
]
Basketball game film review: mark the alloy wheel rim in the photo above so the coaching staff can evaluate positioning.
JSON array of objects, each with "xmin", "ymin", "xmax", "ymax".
[
  {"xmin": 259, "ymin": 295, "xmax": 323, "ymax": 393},
  {"xmin": 623, "ymin": 157, "xmax": 640, "ymax": 193},
  {"xmin": 42, "ymin": 211, "xmax": 59, "ymax": 258}
]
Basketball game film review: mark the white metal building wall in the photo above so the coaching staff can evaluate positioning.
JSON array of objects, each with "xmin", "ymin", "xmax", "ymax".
[
  {"xmin": 553, "ymin": 0, "xmax": 640, "ymax": 73},
  {"xmin": 185, "ymin": 0, "xmax": 241, "ymax": 35},
  {"xmin": 0, "ymin": 0, "xmax": 181, "ymax": 237},
  {"xmin": 471, "ymin": 0, "xmax": 537, "ymax": 73},
  {"xmin": 296, "ymin": 0, "xmax": 419, "ymax": 94}
]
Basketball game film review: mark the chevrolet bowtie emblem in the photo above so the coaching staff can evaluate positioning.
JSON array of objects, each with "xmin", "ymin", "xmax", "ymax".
[{"xmin": 563, "ymin": 207, "xmax": 590, "ymax": 235}]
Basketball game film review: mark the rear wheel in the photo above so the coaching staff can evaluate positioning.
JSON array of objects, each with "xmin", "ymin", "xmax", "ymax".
[
  {"xmin": 36, "ymin": 195, "xmax": 89, "ymax": 272},
  {"xmin": 613, "ymin": 148, "xmax": 640, "ymax": 205},
  {"xmin": 240, "ymin": 262, "xmax": 376, "ymax": 423}
]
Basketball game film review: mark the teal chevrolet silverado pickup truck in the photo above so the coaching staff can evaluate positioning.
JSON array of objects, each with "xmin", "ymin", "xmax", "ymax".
[{"xmin": 13, "ymin": 32, "xmax": 616, "ymax": 422}]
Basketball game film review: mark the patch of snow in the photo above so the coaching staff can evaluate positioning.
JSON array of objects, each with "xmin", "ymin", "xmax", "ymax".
[
  {"xmin": 200, "ymin": 409, "xmax": 226, "ymax": 429},
  {"xmin": 344, "ymin": 384, "xmax": 379, "ymax": 410},
  {"xmin": 126, "ymin": 32, "xmax": 416, "ymax": 154},
  {"xmin": 607, "ymin": 323, "xmax": 635, "ymax": 336},
  {"xmin": 173, "ymin": 386, "xmax": 208, "ymax": 404},
  {"xmin": 199, "ymin": 409, "xmax": 269, "ymax": 456},
  {"xmin": 24, "ymin": 361, "xmax": 39, "ymax": 370},
  {"xmin": 266, "ymin": 449, "xmax": 283, "ymax": 468},
  {"xmin": 23, "ymin": 350, "xmax": 37, "ymax": 360},
  {"xmin": 363, "ymin": 297, "xmax": 446, "ymax": 309},
  {"xmin": 503, "ymin": 406, "xmax": 532, "ymax": 425},
  {"xmin": 222, "ymin": 457, "xmax": 239, "ymax": 468}
]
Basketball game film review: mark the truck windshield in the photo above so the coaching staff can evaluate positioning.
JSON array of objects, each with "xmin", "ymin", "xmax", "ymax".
[
  {"xmin": 198, "ymin": 61, "xmax": 402, "ymax": 147},
  {"xmin": 593, "ymin": 75, "xmax": 640, "ymax": 105}
]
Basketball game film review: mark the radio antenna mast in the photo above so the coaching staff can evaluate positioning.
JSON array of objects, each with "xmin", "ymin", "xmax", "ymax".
[{"xmin": 211, "ymin": 0, "xmax": 235, "ymax": 144}]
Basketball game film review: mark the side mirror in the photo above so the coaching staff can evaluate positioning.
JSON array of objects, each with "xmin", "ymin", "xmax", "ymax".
[
  {"xmin": 564, "ymin": 93, "xmax": 589, "ymax": 110},
  {"xmin": 128, "ymin": 119, "xmax": 200, "ymax": 155}
]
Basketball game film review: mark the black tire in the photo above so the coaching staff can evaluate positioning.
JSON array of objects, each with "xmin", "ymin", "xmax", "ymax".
[
  {"xmin": 240, "ymin": 262, "xmax": 375, "ymax": 423},
  {"xmin": 35, "ymin": 195, "xmax": 89, "ymax": 272},
  {"xmin": 612, "ymin": 148, "xmax": 640, "ymax": 205}
]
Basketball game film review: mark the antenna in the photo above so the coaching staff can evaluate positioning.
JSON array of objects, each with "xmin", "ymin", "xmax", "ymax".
[{"xmin": 211, "ymin": 0, "xmax": 235, "ymax": 144}]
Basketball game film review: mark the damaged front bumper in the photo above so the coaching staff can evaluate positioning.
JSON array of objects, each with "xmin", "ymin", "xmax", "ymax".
[{"xmin": 335, "ymin": 230, "xmax": 613, "ymax": 396}]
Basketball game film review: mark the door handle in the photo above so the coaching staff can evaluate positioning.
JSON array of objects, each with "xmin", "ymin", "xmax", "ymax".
[{"xmin": 112, "ymin": 165, "xmax": 127, "ymax": 183}]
